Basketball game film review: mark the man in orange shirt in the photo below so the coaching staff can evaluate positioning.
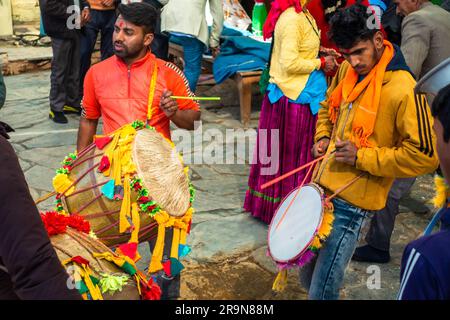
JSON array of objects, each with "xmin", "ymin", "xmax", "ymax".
[
  {"xmin": 76, "ymin": 2, "xmax": 200, "ymax": 299},
  {"xmin": 77, "ymin": 2, "xmax": 201, "ymax": 152}
]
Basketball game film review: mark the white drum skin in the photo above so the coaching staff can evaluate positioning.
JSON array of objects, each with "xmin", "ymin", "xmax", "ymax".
[{"xmin": 268, "ymin": 184, "xmax": 324, "ymax": 263}]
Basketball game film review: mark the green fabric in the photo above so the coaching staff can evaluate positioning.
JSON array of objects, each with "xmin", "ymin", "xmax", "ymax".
[
  {"xmin": 259, "ymin": 67, "xmax": 270, "ymax": 95},
  {"xmin": 252, "ymin": 3, "xmax": 268, "ymax": 36},
  {"xmin": 89, "ymin": 275, "xmax": 100, "ymax": 286},
  {"xmin": 170, "ymin": 258, "xmax": 184, "ymax": 276},
  {"xmin": 77, "ymin": 281, "xmax": 89, "ymax": 294},
  {"xmin": 0, "ymin": 72, "xmax": 5, "ymax": 109},
  {"xmin": 248, "ymin": 187, "xmax": 281, "ymax": 203},
  {"xmin": 431, "ymin": 0, "xmax": 442, "ymax": 5},
  {"xmin": 121, "ymin": 261, "xmax": 137, "ymax": 275}
]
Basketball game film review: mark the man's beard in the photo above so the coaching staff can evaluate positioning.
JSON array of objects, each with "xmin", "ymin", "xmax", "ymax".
[{"xmin": 113, "ymin": 43, "xmax": 143, "ymax": 60}]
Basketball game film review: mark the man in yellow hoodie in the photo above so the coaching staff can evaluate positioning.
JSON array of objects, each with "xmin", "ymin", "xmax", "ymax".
[{"xmin": 299, "ymin": 4, "xmax": 439, "ymax": 300}]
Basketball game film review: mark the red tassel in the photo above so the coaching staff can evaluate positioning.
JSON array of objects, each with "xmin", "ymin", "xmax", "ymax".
[
  {"xmin": 162, "ymin": 260, "xmax": 172, "ymax": 277},
  {"xmin": 71, "ymin": 256, "xmax": 90, "ymax": 266},
  {"xmin": 141, "ymin": 278, "xmax": 162, "ymax": 300},
  {"xmin": 187, "ymin": 220, "xmax": 192, "ymax": 234},
  {"xmin": 94, "ymin": 136, "xmax": 113, "ymax": 150},
  {"xmin": 116, "ymin": 242, "xmax": 138, "ymax": 261},
  {"xmin": 98, "ymin": 155, "xmax": 110, "ymax": 173}
]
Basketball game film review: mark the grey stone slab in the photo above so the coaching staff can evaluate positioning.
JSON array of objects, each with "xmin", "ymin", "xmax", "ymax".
[
  {"xmin": 189, "ymin": 165, "xmax": 220, "ymax": 180},
  {"xmin": 18, "ymin": 145, "xmax": 76, "ymax": 169},
  {"xmin": 191, "ymin": 176, "xmax": 246, "ymax": 196},
  {"xmin": 193, "ymin": 190, "xmax": 243, "ymax": 213},
  {"xmin": 191, "ymin": 212, "xmax": 223, "ymax": 224},
  {"xmin": 19, "ymin": 159, "xmax": 32, "ymax": 171},
  {"xmin": 22, "ymin": 131, "xmax": 78, "ymax": 149},
  {"xmin": 186, "ymin": 214, "xmax": 268, "ymax": 262},
  {"xmin": 3, "ymin": 71, "xmax": 51, "ymax": 101},
  {"xmin": 210, "ymin": 164, "xmax": 250, "ymax": 176},
  {"xmin": 251, "ymin": 245, "xmax": 278, "ymax": 274},
  {"xmin": 24, "ymin": 164, "xmax": 55, "ymax": 192},
  {"xmin": 4, "ymin": 47, "xmax": 52, "ymax": 62}
]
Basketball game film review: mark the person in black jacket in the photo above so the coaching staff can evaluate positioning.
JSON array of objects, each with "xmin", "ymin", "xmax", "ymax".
[
  {"xmin": 0, "ymin": 110, "xmax": 80, "ymax": 298},
  {"xmin": 39, "ymin": 0, "xmax": 91, "ymax": 124}
]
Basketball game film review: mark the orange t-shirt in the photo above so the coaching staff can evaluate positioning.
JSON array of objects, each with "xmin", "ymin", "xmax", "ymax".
[{"xmin": 82, "ymin": 52, "xmax": 199, "ymax": 139}]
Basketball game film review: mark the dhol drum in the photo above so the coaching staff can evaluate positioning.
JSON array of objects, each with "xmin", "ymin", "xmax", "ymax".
[
  {"xmin": 52, "ymin": 122, "xmax": 194, "ymax": 248},
  {"xmin": 268, "ymin": 183, "xmax": 334, "ymax": 270},
  {"xmin": 42, "ymin": 211, "xmax": 161, "ymax": 300}
]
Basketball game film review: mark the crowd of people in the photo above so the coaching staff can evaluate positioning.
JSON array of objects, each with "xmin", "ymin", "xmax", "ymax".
[{"xmin": 0, "ymin": 0, "xmax": 449, "ymax": 300}]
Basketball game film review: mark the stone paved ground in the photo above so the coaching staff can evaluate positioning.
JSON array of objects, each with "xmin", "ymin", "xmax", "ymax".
[{"xmin": 1, "ymin": 70, "xmax": 437, "ymax": 300}]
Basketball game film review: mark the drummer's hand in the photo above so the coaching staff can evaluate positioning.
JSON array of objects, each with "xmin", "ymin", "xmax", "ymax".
[
  {"xmin": 312, "ymin": 137, "xmax": 330, "ymax": 158},
  {"xmin": 160, "ymin": 89, "xmax": 178, "ymax": 119},
  {"xmin": 335, "ymin": 137, "xmax": 358, "ymax": 166}
]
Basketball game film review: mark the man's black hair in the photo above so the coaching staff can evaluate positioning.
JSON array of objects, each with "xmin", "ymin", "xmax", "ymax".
[
  {"xmin": 117, "ymin": 2, "xmax": 158, "ymax": 34},
  {"xmin": 328, "ymin": 4, "xmax": 380, "ymax": 49},
  {"xmin": 431, "ymin": 83, "xmax": 450, "ymax": 143}
]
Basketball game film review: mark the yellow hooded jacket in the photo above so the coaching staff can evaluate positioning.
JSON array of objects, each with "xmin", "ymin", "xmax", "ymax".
[{"xmin": 314, "ymin": 60, "xmax": 439, "ymax": 211}]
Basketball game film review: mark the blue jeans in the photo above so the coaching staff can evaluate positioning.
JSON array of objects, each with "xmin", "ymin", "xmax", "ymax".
[
  {"xmin": 300, "ymin": 197, "xmax": 368, "ymax": 299},
  {"xmin": 169, "ymin": 34, "xmax": 205, "ymax": 92}
]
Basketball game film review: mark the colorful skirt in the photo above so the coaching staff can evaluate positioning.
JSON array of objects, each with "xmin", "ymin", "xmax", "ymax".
[{"xmin": 244, "ymin": 94, "xmax": 317, "ymax": 224}]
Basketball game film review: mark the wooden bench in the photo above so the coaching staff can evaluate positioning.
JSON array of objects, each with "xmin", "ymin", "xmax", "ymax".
[
  {"xmin": 234, "ymin": 70, "xmax": 262, "ymax": 127},
  {"xmin": 168, "ymin": 43, "xmax": 262, "ymax": 127}
]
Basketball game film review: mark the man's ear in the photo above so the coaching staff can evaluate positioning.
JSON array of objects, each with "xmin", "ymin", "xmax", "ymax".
[
  {"xmin": 144, "ymin": 33, "xmax": 154, "ymax": 47},
  {"xmin": 373, "ymin": 31, "xmax": 384, "ymax": 51}
]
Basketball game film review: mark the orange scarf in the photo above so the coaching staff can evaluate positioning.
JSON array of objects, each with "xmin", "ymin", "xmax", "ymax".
[{"xmin": 328, "ymin": 40, "xmax": 394, "ymax": 147}]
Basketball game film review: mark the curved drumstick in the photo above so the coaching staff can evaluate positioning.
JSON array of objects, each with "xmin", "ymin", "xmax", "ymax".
[{"xmin": 261, "ymin": 150, "xmax": 336, "ymax": 190}]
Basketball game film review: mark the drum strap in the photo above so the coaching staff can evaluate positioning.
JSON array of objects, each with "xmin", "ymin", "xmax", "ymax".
[{"xmin": 147, "ymin": 62, "xmax": 159, "ymax": 122}]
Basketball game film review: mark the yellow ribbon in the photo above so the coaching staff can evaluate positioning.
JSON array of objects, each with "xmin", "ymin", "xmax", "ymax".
[
  {"xmin": 130, "ymin": 202, "xmax": 141, "ymax": 244},
  {"xmin": 147, "ymin": 62, "xmax": 158, "ymax": 121},
  {"xmin": 119, "ymin": 174, "xmax": 131, "ymax": 233}
]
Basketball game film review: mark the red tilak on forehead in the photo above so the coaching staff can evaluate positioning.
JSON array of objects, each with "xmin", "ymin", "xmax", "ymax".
[{"xmin": 118, "ymin": 21, "xmax": 125, "ymax": 28}]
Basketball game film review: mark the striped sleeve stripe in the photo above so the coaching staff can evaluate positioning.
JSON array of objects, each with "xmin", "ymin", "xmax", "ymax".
[
  {"xmin": 165, "ymin": 62, "xmax": 196, "ymax": 97},
  {"xmin": 397, "ymin": 248, "xmax": 421, "ymax": 299},
  {"xmin": 414, "ymin": 93, "xmax": 434, "ymax": 157},
  {"xmin": 421, "ymin": 94, "xmax": 434, "ymax": 157},
  {"xmin": 81, "ymin": 98, "xmax": 87, "ymax": 118}
]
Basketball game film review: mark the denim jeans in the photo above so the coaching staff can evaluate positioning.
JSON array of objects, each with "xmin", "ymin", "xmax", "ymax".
[
  {"xmin": 299, "ymin": 197, "xmax": 368, "ymax": 299},
  {"xmin": 169, "ymin": 34, "xmax": 205, "ymax": 92}
]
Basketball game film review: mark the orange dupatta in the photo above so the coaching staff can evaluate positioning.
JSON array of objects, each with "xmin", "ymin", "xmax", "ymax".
[{"xmin": 328, "ymin": 40, "xmax": 394, "ymax": 148}]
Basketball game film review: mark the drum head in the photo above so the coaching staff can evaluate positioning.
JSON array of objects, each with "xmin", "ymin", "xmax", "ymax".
[
  {"xmin": 132, "ymin": 129, "xmax": 191, "ymax": 217},
  {"xmin": 268, "ymin": 185, "xmax": 323, "ymax": 263}
]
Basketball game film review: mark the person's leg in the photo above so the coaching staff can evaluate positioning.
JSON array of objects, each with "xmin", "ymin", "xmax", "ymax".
[
  {"xmin": 170, "ymin": 35, "xmax": 205, "ymax": 92},
  {"xmin": 353, "ymin": 177, "xmax": 416, "ymax": 262},
  {"xmin": 49, "ymin": 37, "xmax": 71, "ymax": 123},
  {"xmin": 79, "ymin": 11, "xmax": 100, "ymax": 105},
  {"xmin": 65, "ymin": 34, "xmax": 82, "ymax": 110},
  {"xmin": 99, "ymin": 10, "xmax": 115, "ymax": 61},
  {"xmin": 147, "ymin": 227, "xmax": 180, "ymax": 300},
  {"xmin": 302, "ymin": 197, "xmax": 368, "ymax": 300}
]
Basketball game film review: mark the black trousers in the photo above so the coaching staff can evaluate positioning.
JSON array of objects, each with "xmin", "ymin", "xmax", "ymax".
[
  {"xmin": 365, "ymin": 177, "xmax": 416, "ymax": 251},
  {"xmin": 49, "ymin": 35, "xmax": 81, "ymax": 112}
]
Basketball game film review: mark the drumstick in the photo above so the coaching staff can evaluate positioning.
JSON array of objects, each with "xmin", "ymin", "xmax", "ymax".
[
  {"xmin": 261, "ymin": 150, "xmax": 336, "ymax": 190},
  {"xmin": 170, "ymin": 96, "xmax": 221, "ymax": 101}
]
